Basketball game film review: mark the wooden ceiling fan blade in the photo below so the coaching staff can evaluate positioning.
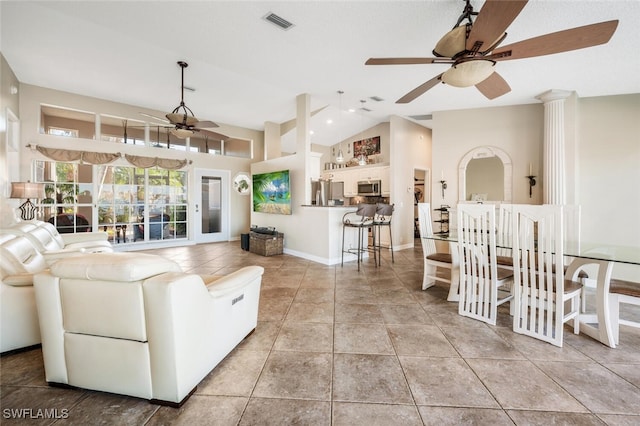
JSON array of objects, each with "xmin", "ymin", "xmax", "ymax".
[
  {"xmin": 366, "ymin": 57, "xmax": 440, "ymax": 65},
  {"xmin": 492, "ymin": 20, "xmax": 619, "ymax": 61},
  {"xmin": 193, "ymin": 120, "xmax": 219, "ymax": 129},
  {"xmin": 466, "ymin": 0, "xmax": 528, "ymax": 53},
  {"xmin": 475, "ymin": 72, "xmax": 511, "ymax": 99},
  {"xmin": 396, "ymin": 74, "xmax": 443, "ymax": 104}
]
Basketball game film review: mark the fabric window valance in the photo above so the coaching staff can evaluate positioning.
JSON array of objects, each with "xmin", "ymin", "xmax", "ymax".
[
  {"xmin": 36, "ymin": 146, "xmax": 120, "ymax": 165},
  {"xmin": 33, "ymin": 145, "xmax": 190, "ymax": 170}
]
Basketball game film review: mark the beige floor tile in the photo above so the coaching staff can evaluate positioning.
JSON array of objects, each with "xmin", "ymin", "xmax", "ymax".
[
  {"xmin": 274, "ymin": 321, "xmax": 333, "ymax": 352},
  {"xmin": 58, "ymin": 391, "xmax": 159, "ymax": 425},
  {"xmin": 252, "ymin": 351, "xmax": 332, "ymax": 400},
  {"xmin": 333, "ymin": 353, "xmax": 413, "ymax": 404},
  {"xmin": 334, "ymin": 323, "xmax": 394, "ymax": 354},
  {"xmin": 506, "ymin": 409, "xmax": 606, "ymax": 426},
  {"xmin": 418, "ymin": 406, "xmax": 514, "ymax": 426},
  {"xmin": 335, "ymin": 303, "xmax": 384, "ymax": 324},
  {"xmin": 197, "ymin": 349, "xmax": 269, "ymax": 397},
  {"xmin": 535, "ymin": 361, "xmax": 640, "ymax": 415},
  {"xmin": 467, "ymin": 359, "xmax": 587, "ymax": 412},
  {"xmin": 286, "ymin": 302, "xmax": 334, "ymax": 323},
  {"xmin": 294, "ymin": 287, "xmax": 335, "ymax": 303},
  {"xmin": 236, "ymin": 321, "xmax": 280, "ymax": 351},
  {"xmin": 333, "ymin": 402, "xmax": 422, "ymax": 426},
  {"xmin": 399, "ymin": 356, "xmax": 499, "ymax": 408},
  {"xmin": 379, "ymin": 303, "xmax": 432, "ymax": 324},
  {"xmin": 257, "ymin": 297, "xmax": 291, "ymax": 322},
  {"xmin": 239, "ymin": 398, "xmax": 331, "ymax": 426},
  {"xmin": 442, "ymin": 325, "xmax": 525, "ymax": 359},
  {"xmin": 387, "ymin": 324, "xmax": 458, "ymax": 357},
  {"xmin": 596, "ymin": 414, "xmax": 640, "ymax": 425},
  {"xmin": 148, "ymin": 395, "xmax": 246, "ymax": 426}
]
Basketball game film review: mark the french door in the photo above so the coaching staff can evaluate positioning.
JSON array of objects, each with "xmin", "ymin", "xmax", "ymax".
[{"xmin": 193, "ymin": 169, "xmax": 230, "ymax": 243}]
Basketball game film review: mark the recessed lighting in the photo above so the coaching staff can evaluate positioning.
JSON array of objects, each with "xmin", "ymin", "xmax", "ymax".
[
  {"xmin": 326, "ymin": 119, "xmax": 333, "ymax": 125},
  {"xmin": 310, "ymin": 130, "xmax": 314, "ymax": 135},
  {"xmin": 348, "ymin": 108, "xmax": 356, "ymax": 113}
]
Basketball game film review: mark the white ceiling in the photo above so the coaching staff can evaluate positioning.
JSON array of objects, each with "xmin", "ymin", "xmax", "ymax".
[{"xmin": 2, "ymin": 1, "xmax": 639, "ymax": 154}]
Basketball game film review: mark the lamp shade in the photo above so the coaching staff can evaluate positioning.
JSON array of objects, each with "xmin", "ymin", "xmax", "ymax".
[
  {"xmin": 10, "ymin": 182, "xmax": 44, "ymax": 199},
  {"xmin": 441, "ymin": 60, "xmax": 495, "ymax": 87},
  {"xmin": 433, "ymin": 25, "xmax": 467, "ymax": 58}
]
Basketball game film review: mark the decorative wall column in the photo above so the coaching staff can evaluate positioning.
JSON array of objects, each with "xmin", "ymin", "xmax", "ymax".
[{"xmin": 535, "ymin": 90, "xmax": 572, "ymax": 205}]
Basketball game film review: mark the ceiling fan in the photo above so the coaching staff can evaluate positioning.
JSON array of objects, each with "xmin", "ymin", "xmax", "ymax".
[
  {"xmin": 365, "ymin": 0, "xmax": 618, "ymax": 103},
  {"xmin": 165, "ymin": 61, "xmax": 220, "ymax": 138}
]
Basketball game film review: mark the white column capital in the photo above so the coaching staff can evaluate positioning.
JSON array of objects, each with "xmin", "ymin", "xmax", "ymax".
[{"xmin": 535, "ymin": 89, "xmax": 572, "ymax": 104}]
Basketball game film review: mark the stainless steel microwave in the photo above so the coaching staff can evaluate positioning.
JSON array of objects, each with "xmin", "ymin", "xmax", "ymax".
[{"xmin": 357, "ymin": 180, "xmax": 381, "ymax": 196}]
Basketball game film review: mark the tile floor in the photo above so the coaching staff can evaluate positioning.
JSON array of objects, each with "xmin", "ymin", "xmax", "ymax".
[{"xmin": 2, "ymin": 241, "xmax": 640, "ymax": 425}]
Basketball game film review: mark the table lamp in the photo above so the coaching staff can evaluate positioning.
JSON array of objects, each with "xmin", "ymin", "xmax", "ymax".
[{"xmin": 10, "ymin": 182, "xmax": 44, "ymax": 220}]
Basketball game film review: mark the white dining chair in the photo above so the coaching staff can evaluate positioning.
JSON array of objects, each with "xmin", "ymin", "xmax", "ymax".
[
  {"xmin": 609, "ymin": 278, "xmax": 640, "ymax": 345},
  {"xmin": 496, "ymin": 203, "xmax": 514, "ymax": 270},
  {"xmin": 511, "ymin": 204, "xmax": 582, "ymax": 347},
  {"xmin": 457, "ymin": 204, "xmax": 514, "ymax": 325},
  {"xmin": 418, "ymin": 203, "xmax": 460, "ymax": 301}
]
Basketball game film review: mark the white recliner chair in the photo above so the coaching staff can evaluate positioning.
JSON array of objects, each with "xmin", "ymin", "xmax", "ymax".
[
  {"xmin": 34, "ymin": 252, "xmax": 263, "ymax": 406},
  {"xmin": 0, "ymin": 234, "xmax": 47, "ymax": 353},
  {"xmin": 4, "ymin": 220, "xmax": 112, "ymax": 265}
]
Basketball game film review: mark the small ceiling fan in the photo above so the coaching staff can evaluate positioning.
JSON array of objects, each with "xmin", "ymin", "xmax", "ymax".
[
  {"xmin": 365, "ymin": 0, "xmax": 618, "ymax": 103},
  {"xmin": 165, "ymin": 61, "xmax": 220, "ymax": 138}
]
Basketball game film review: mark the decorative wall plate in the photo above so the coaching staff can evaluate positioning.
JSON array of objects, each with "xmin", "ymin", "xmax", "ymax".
[{"xmin": 233, "ymin": 172, "xmax": 251, "ymax": 195}]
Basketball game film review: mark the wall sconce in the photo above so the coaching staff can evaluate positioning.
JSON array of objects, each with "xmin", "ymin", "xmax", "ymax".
[
  {"xmin": 440, "ymin": 180, "xmax": 447, "ymax": 198},
  {"xmin": 10, "ymin": 182, "xmax": 45, "ymax": 221},
  {"xmin": 526, "ymin": 175, "xmax": 536, "ymax": 198}
]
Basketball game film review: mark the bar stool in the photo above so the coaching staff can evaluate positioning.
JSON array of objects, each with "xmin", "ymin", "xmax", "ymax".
[
  {"xmin": 373, "ymin": 203, "xmax": 394, "ymax": 266},
  {"xmin": 341, "ymin": 203, "xmax": 377, "ymax": 271}
]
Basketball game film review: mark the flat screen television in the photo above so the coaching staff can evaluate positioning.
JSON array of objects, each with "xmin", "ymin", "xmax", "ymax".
[{"xmin": 252, "ymin": 170, "xmax": 291, "ymax": 215}]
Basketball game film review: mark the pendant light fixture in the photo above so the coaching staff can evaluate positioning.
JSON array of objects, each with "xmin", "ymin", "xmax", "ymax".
[
  {"xmin": 335, "ymin": 90, "xmax": 345, "ymax": 164},
  {"xmin": 357, "ymin": 100, "xmax": 368, "ymax": 166}
]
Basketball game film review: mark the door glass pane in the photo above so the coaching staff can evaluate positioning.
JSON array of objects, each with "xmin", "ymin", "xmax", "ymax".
[{"xmin": 201, "ymin": 177, "xmax": 221, "ymax": 234}]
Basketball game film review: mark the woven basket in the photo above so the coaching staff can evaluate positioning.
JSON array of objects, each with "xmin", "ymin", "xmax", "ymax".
[{"xmin": 249, "ymin": 232, "xmax": 283, "ymax": 256}]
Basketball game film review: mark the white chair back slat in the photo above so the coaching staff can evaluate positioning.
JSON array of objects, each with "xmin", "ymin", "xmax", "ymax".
[{"xmin": 457, "ymin": 204, "xmax": 512, "ymax": 325}]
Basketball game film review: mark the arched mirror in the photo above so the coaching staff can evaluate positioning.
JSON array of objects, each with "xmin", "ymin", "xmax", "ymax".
[{"xmin": 458, "ymin": 146, "xmax": 512, "ymax": 202}]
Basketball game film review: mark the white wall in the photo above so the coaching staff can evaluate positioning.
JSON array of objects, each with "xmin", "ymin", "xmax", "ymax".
[
  {"xmin": 1, "ymin": 53, "xmax": 21, "ymax": 225},
  {"xmin": 389, "ymin": 115, "xmax": 432, "ymax": 249},
  {"xmin": 432, "ymin": 103, "xmax": 544, "ymax": 208}
]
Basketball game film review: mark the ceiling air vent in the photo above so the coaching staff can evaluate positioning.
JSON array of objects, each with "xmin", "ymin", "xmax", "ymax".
[
  {"xmin": 409, "ymin": 114, "xmax": 433, "ymax": 121},
  {"xmin": 263, "ymin": 12, "xmax": 295, "ymax": 30},
  {"xmin": 360, "ymin": 107, "xmax": 372, "ymax": 112},
  {"xmin": 369, "ymin": 96, "xmax": 384, "ymax": 102}
]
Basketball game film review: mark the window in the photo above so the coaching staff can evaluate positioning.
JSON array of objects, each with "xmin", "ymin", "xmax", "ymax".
[
  {"xmin": 34, "ymin": 160, "xmax": 188, "ymax": 244},
  {"xmin": 34, "ymin": 161, "xmax": 93, "ymax": 233},
  {"xmin": 40, "ymin": 105, "xmax": 95, "ymax": 139}
]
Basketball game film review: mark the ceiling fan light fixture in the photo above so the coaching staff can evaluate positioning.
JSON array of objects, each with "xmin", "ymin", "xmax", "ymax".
[
  {"xmin": 170, "ymin": 127, "xmax": 193, "ymax": 139},
  {"xmin": 442, "ymin": 60, "xmax": 495, "ymax": 87},
  {"xmin": 166, "ymin": 112, "xmax": 198, "ymax": 126},
  {"xmin": 433, "ymin": 25, "xmax": 468, "ymax": 58}
]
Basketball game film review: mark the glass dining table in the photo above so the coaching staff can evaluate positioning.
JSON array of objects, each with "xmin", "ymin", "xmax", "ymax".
[{"xmin": 424, "ymin": 232, "xmax": 640, "ymax": 348}]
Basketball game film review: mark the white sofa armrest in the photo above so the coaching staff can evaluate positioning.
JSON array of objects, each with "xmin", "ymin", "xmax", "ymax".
[
  {"xmin": 61, "ymin": 231, "xmax": 108, "ymax": 245},
  {"xmin": 3, "ymin": 273, "xmax": 36, "ymax": 287},
  {"xmin": 206, "ymin": 265, "xmax": 265, "ymax": 298}
]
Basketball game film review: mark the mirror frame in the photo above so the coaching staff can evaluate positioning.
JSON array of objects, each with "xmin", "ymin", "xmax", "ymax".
[{"xmin": 458, "ymin": 146, "xmax": 512, "ymax": 203}]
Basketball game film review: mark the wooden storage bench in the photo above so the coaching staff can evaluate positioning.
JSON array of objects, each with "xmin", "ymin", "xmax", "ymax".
[{"xmin": 249, "ymin": 232, "xmax": 284, "ymax": 256}]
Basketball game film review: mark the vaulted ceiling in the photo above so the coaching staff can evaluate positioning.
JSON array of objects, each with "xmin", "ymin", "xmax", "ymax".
[{"xmin": 2, "ymin": 1, "xmax": 638, "ymax": 153}]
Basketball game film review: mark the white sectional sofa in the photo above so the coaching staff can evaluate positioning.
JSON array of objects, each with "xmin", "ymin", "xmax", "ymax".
[
  {"xmin": 0, "ymin": 234, "xmax": 47, "ymax": 353},
  {"xmin": 2, "ymin": 220, "xmax": 112, "ymax": 266}
]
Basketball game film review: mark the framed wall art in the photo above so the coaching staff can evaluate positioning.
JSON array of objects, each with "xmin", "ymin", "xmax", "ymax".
[{"xmin": 353, "ymin": 136, "xmax": 380, "ymax": 157}]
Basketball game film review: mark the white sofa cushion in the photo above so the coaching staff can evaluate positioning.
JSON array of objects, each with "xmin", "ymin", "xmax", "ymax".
[
  {"xmin": 61, "ymin": 278, "xmax": 148, "ymax": 341},
  {"xmin": 50, "ymin": 252, "xmax": 182, "ymax": 282}
]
